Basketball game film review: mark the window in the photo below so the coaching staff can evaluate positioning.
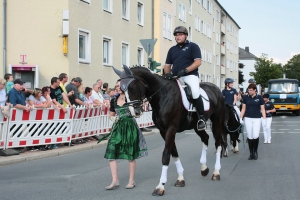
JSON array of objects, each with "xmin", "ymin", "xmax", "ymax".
[
  {"xmin": 195, "ymin": 14, "xmax": 200, "ymax": 31},
  {"xmin": 137, "ymin": 2, "xmax": 144, "ymax": 25},
  {"xmin": 163, "ymin": 12, "xmax": 172, "ymax": 40},
  {"xmin": 189, "ymin": 0, "xmax": 192, "ymax": 15},
  {"xmin": 122, "ymin": 43, "xmax": 129, "ymax": 66},
  {"xmin": 179, "ymin": 3, "xmax": 186, "ymax": 22},
  {"xmin": 103, "ymin": 0, "xmax": 112, "ymax": 12},
  {"xmin": 79, "ymin": 0, "xmax": 91, "ymax": 4},
  {"xmin": 78, "ymin": 29, "xmax": 91, "ymax": 64},
  {"xmin": 216, "ymin": 76, "xmax": 220, "ymax": 87},
  {"xmin": 213, "ymin": 18, "xmax": 215, "ymax": 32},
  {"xmin": 103, "ymin": 36, "xmax": 112, "ymax": 66},
  {"xmin": 122, "ymin": 0, "xmax": 129, "ymax": 20},
  {"xmin": 137, "ymin": 47, "xmax": 144, "ymax": 66},
  {"xmin": 216, "ymin": 10, "xmax": 220, "ymax": 22}
]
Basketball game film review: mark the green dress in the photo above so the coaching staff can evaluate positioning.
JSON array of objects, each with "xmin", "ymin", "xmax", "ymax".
[{"xmin": 100, "ymin": 97, "xmax": 148, "ymax": 161}]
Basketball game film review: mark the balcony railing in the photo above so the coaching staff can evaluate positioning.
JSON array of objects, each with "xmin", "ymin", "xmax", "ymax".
[
  {"xmin": 221, "ymin": 24, "xmax": 225, "ymax": 35},
  {"xmin": 221, "ymin": 65, "xmax": 225, "ymax": 75},
  {"xmin": 221, "ymin": 45, "xmax": 225, "ymax": 55}
]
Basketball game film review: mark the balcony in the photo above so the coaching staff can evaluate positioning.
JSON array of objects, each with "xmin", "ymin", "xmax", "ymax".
[
  {"xmin": 221, "ymin": 65, "xmax": 225, "ymax": 75},
  {"xmin": 221, "ymin": 24, "xmax": 225, "ymax": 35},
  {"xmin": 221, "ymin": 45, "xmax": 225, "ymax": 55}
]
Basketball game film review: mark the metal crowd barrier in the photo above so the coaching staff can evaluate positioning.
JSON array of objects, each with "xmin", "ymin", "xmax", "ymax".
[{"xmin": 0, "ymin": 106, "xmax": 154, "ymax": 150}]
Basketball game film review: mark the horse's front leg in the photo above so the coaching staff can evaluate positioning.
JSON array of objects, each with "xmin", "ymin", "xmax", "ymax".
[
  {"xmin": 200, "ymin": 142, "xmax": 210, "ymax": 176},
  {"xmin": 152, "ymin": 128, "xmax": 177, "ymax": 196},
  {"xmin": 232, "ymin": 138, "xmax": 239, "ymax": 153},
  {"xmin": 223, "ymin": 134, "xmax": 229, "ymax": 157}
]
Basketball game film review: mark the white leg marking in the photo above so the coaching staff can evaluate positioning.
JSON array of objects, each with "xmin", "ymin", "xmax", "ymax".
[
  {"xmin": 156, "ymin": 165, "xmax": 168, "ymax": 189},
  {"xmin": 214, "ymin": 146, "xmax": 222, "ymax": 174},
  {"xmin": 200, "ymin": 143, "xmax": 208, "ymax": 171},
  {"xmin": 173, "ymin": 157, "xmax": 184, "ymax": 181}
]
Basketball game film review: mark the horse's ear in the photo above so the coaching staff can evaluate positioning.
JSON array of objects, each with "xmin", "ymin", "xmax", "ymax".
[
  {"xmin": 123, "ymin": 65, "xmax": 134, "ymax": 76},
  {"xmin": 112, "ymin": 66, "xmax": 122, "ymax": 78}
]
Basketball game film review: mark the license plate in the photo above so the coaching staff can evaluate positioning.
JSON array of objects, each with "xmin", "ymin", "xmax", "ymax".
[{"xmin": 279, "ymin": 107, "xmax": 287, "ymax": 110}]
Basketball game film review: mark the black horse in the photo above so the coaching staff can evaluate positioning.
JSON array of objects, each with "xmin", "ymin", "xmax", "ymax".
[
  {"xmin": 113, "ymin": 65, "xmax": 225, "ymax": 196},
  {"xmin": 223, "ymin": 104, "xmax": 242, "ymax": 156}
]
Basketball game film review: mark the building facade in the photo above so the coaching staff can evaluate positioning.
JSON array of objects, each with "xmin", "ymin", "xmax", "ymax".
[
  {"xmin": 2, "ymin": 0, "xmax": 239, "ymax": 90},
  {"xmin": 153, "ymin": 0, "xmax": 240, "ymax": 89},
  {"xmin": 239, "ymin": 46, "xmax": 257, "ymax": 92}
]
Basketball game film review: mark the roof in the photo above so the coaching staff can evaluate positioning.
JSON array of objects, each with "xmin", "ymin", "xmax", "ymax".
[
  {"xmin": 215, "ymin": 0, "xmax": 241, "ymax": 29},
  {"xmin": 239, "ymin": 47, "xmax": 257, "ymax": 60}
]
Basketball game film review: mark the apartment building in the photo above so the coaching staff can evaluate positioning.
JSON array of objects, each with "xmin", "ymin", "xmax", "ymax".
[
  {"xmin": 154, "ymin": 0, "xmax": 240, "ymax": 89},
  {"xmin": 0, "ymin": 1, "xmax": 4, "ymax": 78},
  {"xmin": 1, "ymin": 0, "xmax": 239, "ymax": 90},
  {"xmin": 3, "ymin": 0, "xmax": 152, "ymax": 88}
]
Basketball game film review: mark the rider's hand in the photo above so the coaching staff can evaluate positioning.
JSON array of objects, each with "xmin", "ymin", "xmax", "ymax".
[
  {"xmin": 177, "ymin": 69, "xmax": 188, "ymax": 78},
  {"xmin": 239, "ymin": 118, "xmax": 244, "ymax": 125},
  {"xmin": 165, "ymin": 73, "xmax": 174, "ymax": 80}
]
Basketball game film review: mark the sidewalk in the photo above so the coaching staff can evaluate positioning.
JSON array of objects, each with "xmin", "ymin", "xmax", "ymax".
[{"xmin": 0, "ymin": 128, "xmax": 159, "ymax": 166}]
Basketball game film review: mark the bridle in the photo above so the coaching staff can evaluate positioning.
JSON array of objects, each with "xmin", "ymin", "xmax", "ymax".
[{"xmin": 224, "ymin": 105, "xmax": 242, "ymax": 133}]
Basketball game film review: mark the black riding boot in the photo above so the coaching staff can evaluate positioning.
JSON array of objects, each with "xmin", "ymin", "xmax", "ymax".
[
  {"xmin": 194, "ymin": 96, "xmax": 206, "ymax": 131},
  {"xmin": 247, "ymin": 138, "xmax": 253, "ymax": 160},
  {"xmin": 253, "ymin": 138, "xmax": 259, "ymax": 160}
]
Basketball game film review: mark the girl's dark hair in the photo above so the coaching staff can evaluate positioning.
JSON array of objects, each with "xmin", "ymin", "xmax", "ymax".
[
  {"xmin": 85, "ymin": 87, "xmax": 92, "ymax": 94},
  {"xmin": 4, "ymin": 73, "xmax": 12, "ymax": 81},
  {"xmin": 247, "ymin": 83, "xmax": 257, "ymax": 91},
  {"xmin": 42, "ymin": 86, "xmax": 50, "ymax": 95},
  {"xmin": 103, "ymin": 82, "xmax": 108, "ymax": 89}
]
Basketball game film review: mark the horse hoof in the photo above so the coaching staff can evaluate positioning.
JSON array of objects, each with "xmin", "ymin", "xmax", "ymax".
[
  {"xmin": 174, "ymin": 180, "xmax": 185, "ymax": 187},
  {"xmin": 152, "ymin": 188, "xmax": 165, "ymax": 196},
  {"xmin": 211, "ymin": 174, "xmax": 220, "ymax": 181},
  {"xmin": 224, "ymin": 154, "xmax": 228, "ymax": 157},
  {"xmin": 201, "ymin": 167, "xmax": 209, "ymax": 176}
]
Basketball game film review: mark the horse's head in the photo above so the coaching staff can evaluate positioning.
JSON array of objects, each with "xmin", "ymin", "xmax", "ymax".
[
  {"xmin": 113, "ymin": 65, "xmax": 148, "ymax": 117},
  {"xmin": 224, "ymin": 103, "xmax": 241, "ymax": 132}
]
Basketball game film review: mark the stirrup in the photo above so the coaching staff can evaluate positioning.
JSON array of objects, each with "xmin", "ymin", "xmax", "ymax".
[{"xmin": 197, "ymin": 119, "xmax": 206, "ymax": 131}]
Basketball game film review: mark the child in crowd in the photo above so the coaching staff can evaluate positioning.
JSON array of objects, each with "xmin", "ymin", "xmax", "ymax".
[{"xmin": 4, "ymin": 74, "xmax": 14, "ymax": 94}]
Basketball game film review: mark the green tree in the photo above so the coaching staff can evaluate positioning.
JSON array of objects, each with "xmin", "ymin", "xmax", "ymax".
[
  {"xmin": 283, "ymin": 54, "xmax": 300, "ymax": 81},
  {"xmin": 250, "ymin": 54, "xmax": 283, "ymax": 88}
]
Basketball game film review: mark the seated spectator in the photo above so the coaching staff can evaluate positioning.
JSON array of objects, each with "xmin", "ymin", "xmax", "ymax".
[
  {"xmin": 0, "ymin": 78, "xmax": 6, "ymax": 107},
  {"xmin": 28, "ymin": 88, "xmax": 47, "ymax": 108},
  {"xmin": 102, "ymin": 82, "xmax": 108, "ymax": 94}
]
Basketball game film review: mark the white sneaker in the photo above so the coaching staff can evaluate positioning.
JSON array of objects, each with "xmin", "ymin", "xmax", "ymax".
[
  {"xmin": 264, "ymin": 140, "xmax": 267, "ymax": 144},
  {"xmin": 268, "ymin": 140, "xmax": 271, "ymax": 144}
]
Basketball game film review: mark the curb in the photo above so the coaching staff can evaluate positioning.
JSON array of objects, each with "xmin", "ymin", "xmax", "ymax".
[{"xmin": 0, "ymin": 128, "xmax": 159, "ymax": 167}]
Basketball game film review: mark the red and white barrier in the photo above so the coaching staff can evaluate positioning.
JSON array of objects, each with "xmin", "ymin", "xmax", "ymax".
[
  {"xmin": 5, "ymin": 108, "xmax": 74, "ymax": 149},
  {"xmin": 0, "ymin": 111, "xmax": 8, "ymax": 149},
  {"xmin": 1, "ymin": 105, "xmax": 154, "ymax": 151},
  {"xmin": 71, "ymin": 106, "xmax": 112, "ymax": 140}
]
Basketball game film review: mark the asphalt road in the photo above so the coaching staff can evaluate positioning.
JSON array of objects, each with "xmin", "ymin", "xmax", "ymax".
[{"xmin": 0, "ymin": 112, "xmax": 300, "ymax": 200}]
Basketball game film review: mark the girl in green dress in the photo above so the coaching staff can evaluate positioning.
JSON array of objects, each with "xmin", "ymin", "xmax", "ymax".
[{"xmin": 100, "ymin": 81, "xmax": 148, "ymax": 190}]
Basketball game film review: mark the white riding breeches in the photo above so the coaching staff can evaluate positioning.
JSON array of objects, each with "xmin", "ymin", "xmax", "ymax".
[
  {"xmin": 262, "ymin": 117, "xmax": 272, "ymax": 141},
  {"xmin": 244, "ymin": 117, "xmax": 261, "ymax": 139},
  {"xmin": 181, "ymin": 75, "xmax": 200, "ymax": 99}
]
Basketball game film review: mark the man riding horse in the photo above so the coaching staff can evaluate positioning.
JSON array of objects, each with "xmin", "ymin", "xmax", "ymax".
[{"xmin": 164, "ymin": 26, "xmax": 206, "ymax": 131}]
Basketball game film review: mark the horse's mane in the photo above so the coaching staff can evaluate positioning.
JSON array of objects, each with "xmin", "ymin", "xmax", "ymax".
[{"xmin": 129, "ymin": 65, "xmax": 165, "ymax": 77}]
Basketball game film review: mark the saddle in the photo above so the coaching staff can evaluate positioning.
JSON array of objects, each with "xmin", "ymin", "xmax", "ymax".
[{"xmin": 176, "ymin": 79, "xmax": 210, "ymax": 112}]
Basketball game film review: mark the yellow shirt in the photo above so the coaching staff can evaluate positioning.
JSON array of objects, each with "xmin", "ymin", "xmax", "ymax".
[{"xmin": 59, "ymin": 82, "xmax": 68, "ymax": 107}]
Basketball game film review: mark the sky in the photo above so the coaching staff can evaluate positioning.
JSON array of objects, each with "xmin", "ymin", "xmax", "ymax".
[{"xmin": 217, "ymin": 0, "xmax": 300, "ymax": 65}]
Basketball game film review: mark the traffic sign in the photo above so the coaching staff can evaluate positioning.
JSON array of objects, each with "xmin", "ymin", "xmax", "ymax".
[{"xmin": 140, "ymin": 39, "xmax": 157, "ymax": 55}]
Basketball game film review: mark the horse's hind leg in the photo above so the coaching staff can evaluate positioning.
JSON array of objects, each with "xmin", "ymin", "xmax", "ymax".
[
  {"xmin": 211, "ymin": 117, "xmax": 223, "ymax": 181},
  {"xmin": 172, "ymin": 145, "xmax": 185, "ymax": 187}
]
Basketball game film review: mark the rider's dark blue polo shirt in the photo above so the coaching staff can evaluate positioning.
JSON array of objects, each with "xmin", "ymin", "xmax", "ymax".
[
  {"xmin": 165, "ymin": 40, "xmax": 201, "ymax": 76},
  {"xmin": 8, "ymin": 87, "xmax": 26, "ymax": 107},
  {"xmin": 222, "ymin": 88, "xmax": 237, "ymax": 105},
  {"xmin": 264, "ymin": 101, "xmax": 275, "ymax": 118},
  {"xmin": 242, "ymin": 94, "xmax": 264, "ymax": 118}
]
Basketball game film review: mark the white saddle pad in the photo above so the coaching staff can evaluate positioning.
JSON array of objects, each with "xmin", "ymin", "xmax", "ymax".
[{"xmin": 176, "ymin": 80, "xmax": 210, "ymax": 112}]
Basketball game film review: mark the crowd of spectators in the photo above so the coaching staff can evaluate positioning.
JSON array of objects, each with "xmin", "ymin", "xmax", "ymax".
[{"xmin": 0, "ymin": 73, "xmax": 118, "ymax": 153}]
